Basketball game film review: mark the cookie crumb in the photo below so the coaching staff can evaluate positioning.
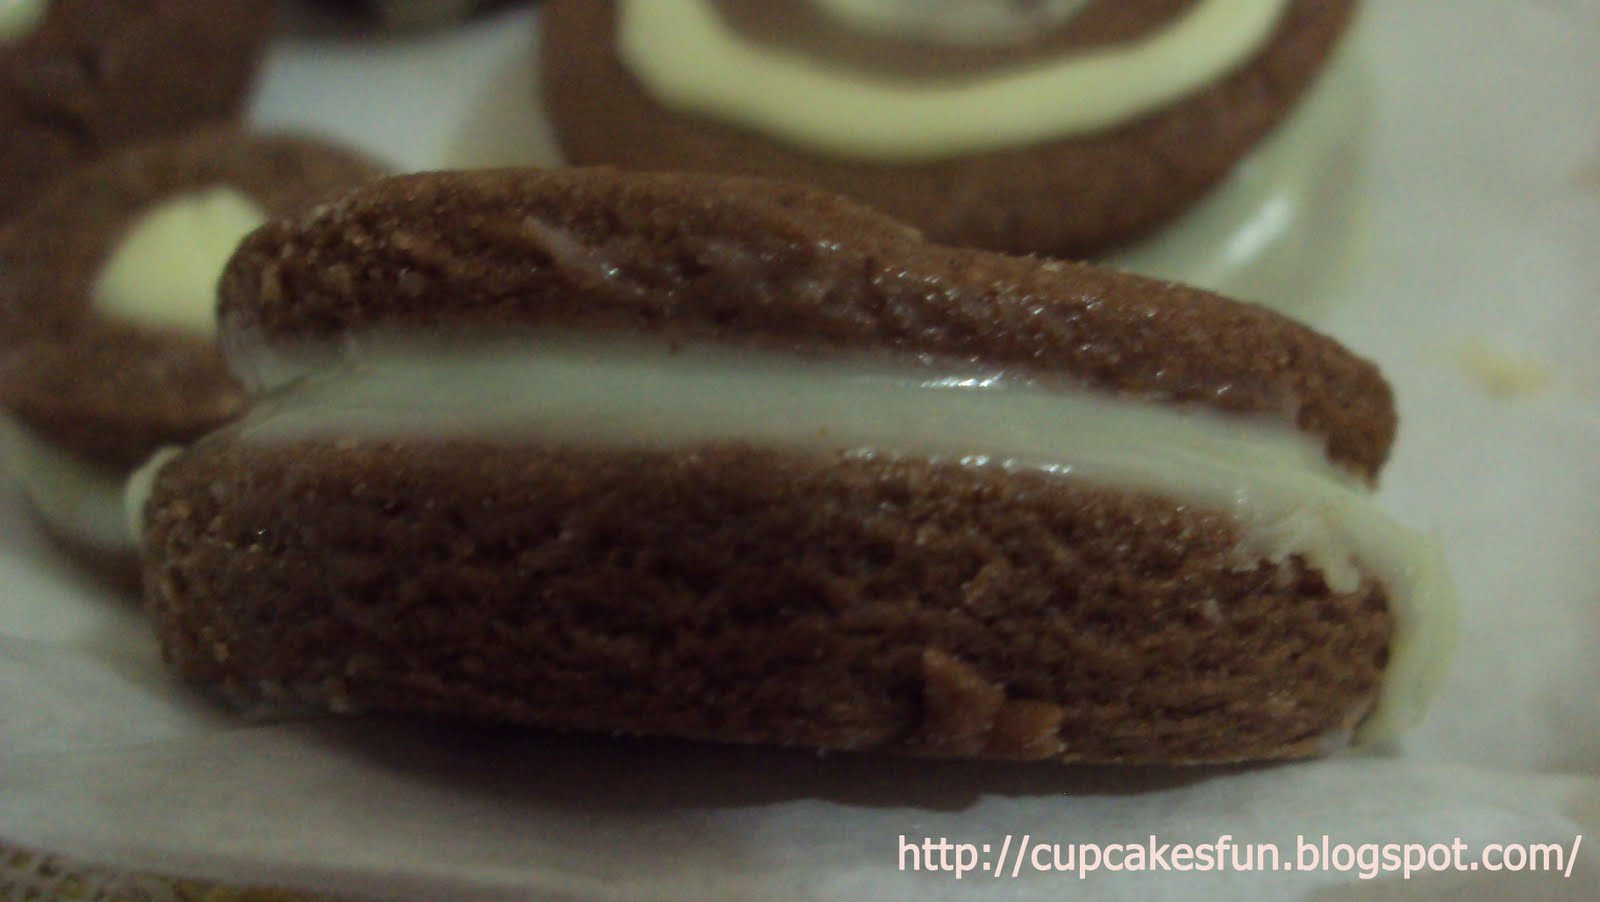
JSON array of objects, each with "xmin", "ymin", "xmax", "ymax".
[{"xmin": 1455, "ymin": 340, "xmax": 1553, "ymax": 398}]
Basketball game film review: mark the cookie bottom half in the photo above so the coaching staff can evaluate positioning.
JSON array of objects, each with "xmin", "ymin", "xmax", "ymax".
[{"xmin": 141, "ymin": 439, "xmax": 1392, "ymax": 765}]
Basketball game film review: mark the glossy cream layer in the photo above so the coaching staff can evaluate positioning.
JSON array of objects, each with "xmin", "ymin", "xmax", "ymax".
[
  {"xmin": 0, "ymin": 415, "xmax": 134, "ymax": 552},
  {"xmin": 812, "ymin": 0, "xmax": 1090, "ymax": 46},
  {"xmin": 617, "ymin": 0, "xmax": 1288, "ymax": 160},
  {"xmin": 0, "ymin": 0, "xmax": 44, "ymax": 45},
  {"xmin": 218, "ymin": 337, "xmax": 1452, "ymax": 742},
  {"xmin": 92, "ymin": 186, "xmax": 267, "ymax": 339}
]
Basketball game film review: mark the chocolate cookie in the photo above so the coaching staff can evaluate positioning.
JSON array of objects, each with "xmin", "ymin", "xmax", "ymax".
[
  {"xmin": 137, "ymin": 168, "xmax": 1452, "ymax": 764},
  {"xmin": 0, "ymin": 0, "xmax": 276, "ymax": 218},
  {"xmin": 540, "ymin": 0, "xmax": 1359, "ymax": 260},
  {"xmin": 0, "ymin": 127, "xmax": 387, "ymax": 579}
]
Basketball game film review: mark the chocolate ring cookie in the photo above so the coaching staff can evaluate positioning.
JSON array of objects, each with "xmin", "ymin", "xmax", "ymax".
[
  {"xmin": 136, "ymin": 168, "xmax": 1452, "ymax": 764},
  {"xmin": 0, "ymin": 0, "xmax": 276, "ymax": 218},
  {"xmin": 540, "ymin": 0, "xmax": 1359, "ymax": 263},
  {"xmin": 0, "ymin": 127, "xmax": 387, "ymax": 580}
]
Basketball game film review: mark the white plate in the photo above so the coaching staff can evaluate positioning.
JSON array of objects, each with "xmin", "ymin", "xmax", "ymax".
[{"xmin": 2, "ymin": 2, "xmax": 1597, "ymax": 898}]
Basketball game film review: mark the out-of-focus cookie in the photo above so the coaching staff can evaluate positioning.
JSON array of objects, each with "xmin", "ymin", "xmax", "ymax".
[
  {"xmin": 0, "ymin": 127, "xmax": 386, "ymax": 580},
  {"xmin": 541, "ymin": 0, "xmax": 1359, "ymax": 265},
  {"xmin": 0, "ymin": 0, "xmax": 276, "ymax": 218}
]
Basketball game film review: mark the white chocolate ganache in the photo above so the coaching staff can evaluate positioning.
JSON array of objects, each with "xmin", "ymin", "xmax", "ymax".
[
  {"xmin": 134, "ymin": 335, "xmax": 1454, "ymax": 743},
  {"xmin": 93, "ymin": 186, "xmax": 268, "ymax": 338},
  {"xmin": 617, "ymin": 0, "xmax": 1290, "ymax": 160}
]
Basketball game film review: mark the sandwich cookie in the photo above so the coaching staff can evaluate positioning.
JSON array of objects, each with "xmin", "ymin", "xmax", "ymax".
[
  {"xmin": 540, "ymin": 0, "xmax": 1363, "ymax": 299},
  {"xmin": 0, "ymin": 0, "xmax": 276, "ymax": 218},
  {"xmin": 136, "ymin": 168, "xmax": 1453, "ymax": 764},
  {"xmin": 0, "ymin": 128, "xmax": 387, "ymax": 582}
]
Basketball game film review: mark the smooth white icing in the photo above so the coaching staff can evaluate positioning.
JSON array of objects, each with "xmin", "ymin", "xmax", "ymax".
[
  {"xmin": 92, "ymin": 186, "xmax": 267, "ymax": 339},
  {"xmin": 0, "ymin": 0, "xmax": 44, "ymax": 45},
  {"xmin": 0, "ymin": 415, "xmax": 134, "ymax": 552},
  {"xmin": 227, "ymin": 336, "xmax": 1453, "ymax": 741},
  {"xmin": 812, "ymin": 0, "xmax": 1090, "ymax": 47},
  {"xmin": 617, "ymin": 0, "xmax": 1289, "ymax": 160}
]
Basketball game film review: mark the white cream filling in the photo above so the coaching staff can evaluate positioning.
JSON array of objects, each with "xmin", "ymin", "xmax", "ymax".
[
  {"xmin": 214, "ymin": 337, "xmax": 1452, "ymax": 742},
  {"xmin": 617, "ymin": 0, "xmax": 1289, "ymax": 160},
  {"xmin": 812, "ymin": 0, "xmax": 1090, "ymax": 47},
  {"xmin": 92, "ymin": 186, "xmax": 268, "ymax": 339},
  {"xmin": 0, "ymin": 0, "xmax": 45, "ymax": 45},
  {"xmin": 0, "ymin": 415, "xmax": 135, "ymax": 552}
]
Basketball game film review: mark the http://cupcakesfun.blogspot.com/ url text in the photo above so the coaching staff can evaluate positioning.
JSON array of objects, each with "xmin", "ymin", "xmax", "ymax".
[{"xmin": 897, "ymin": 833, "xmax": 1585, "ymax": 881}]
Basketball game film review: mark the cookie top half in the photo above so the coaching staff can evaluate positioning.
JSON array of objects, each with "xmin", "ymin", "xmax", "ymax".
[{"xmin": 218, "ymin": 166, "xmax": 1394, "ymax": 478}]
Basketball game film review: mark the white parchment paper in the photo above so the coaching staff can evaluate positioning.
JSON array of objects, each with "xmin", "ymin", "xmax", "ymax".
[{"xmin": 2, "ymin": 1, "xmax": 1597, "ymax": 898}]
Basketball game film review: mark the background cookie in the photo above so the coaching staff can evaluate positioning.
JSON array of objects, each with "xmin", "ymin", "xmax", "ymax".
[
  {"xmin": 0, "ymin": 127, "xmax": 386, "ymax": 578},
  {"xmin": 541, "ymin": 0, "xmax": 1358, "ymax": 260},
  {"xmin": 0, "ymin": 0, "xmax": 275, "ymax": 217}
]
